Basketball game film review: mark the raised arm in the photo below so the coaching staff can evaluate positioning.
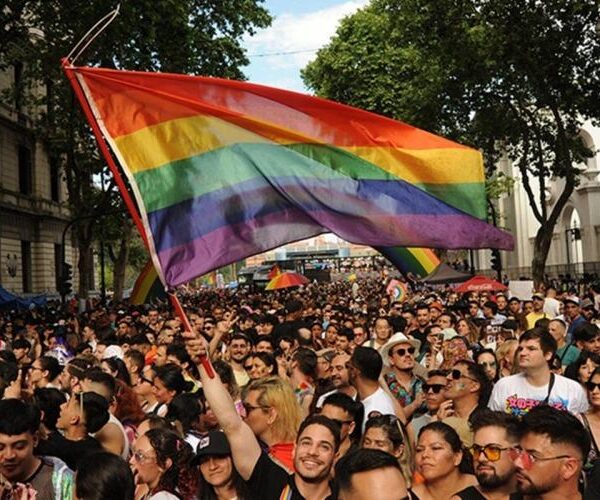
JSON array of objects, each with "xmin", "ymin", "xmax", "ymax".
[
  {"xmin": 198, "ymin": 358, "xmax": 261, "ymax": 480},
  {"xmin": 208, "ymin": 317, "xmax": 237, "ymax": 359}
]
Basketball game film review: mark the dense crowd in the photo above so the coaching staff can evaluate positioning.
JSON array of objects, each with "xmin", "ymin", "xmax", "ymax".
[{"xmin": 0, "ymin": 276, "xmax": 600, "ymax": 499}]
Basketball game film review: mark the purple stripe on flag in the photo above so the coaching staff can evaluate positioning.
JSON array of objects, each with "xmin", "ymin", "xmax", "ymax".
[{"xmin": 157, "ymin": 209, "xmax": 512, "ymax": 287}]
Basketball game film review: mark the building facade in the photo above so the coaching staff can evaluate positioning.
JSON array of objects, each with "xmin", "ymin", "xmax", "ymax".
[
  {"xmin": 477, "ymin": 121, "xmax": 600, "ymax": 278},
  {"xmin": 0, "ymin": 69, "xmax": 77, "ymax": 296}
]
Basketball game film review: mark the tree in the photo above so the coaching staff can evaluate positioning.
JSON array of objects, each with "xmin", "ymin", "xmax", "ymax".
[
  {"xmin": 302, "ymin": 0, "xmax": 600, "ymax": 284},
  {"xmin": 2, "ymin": 0, "xmax": 271, "ymax": 296}
]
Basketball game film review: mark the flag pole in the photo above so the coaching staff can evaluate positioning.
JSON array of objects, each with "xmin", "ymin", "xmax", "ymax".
[
  {"xmin": 61, "ymin": 5, "xmax": 148, "ymax": 249},
  {"xmin": 168, "ymin": 292, "xmax": 215, "ymax": 378},
  {"xmin": 61, "ymin": 59, "xmax": 149, "ymax": 249},
  {"xmin": 62, "ymin": 7, "xmax": 215, "ymax": 378}
]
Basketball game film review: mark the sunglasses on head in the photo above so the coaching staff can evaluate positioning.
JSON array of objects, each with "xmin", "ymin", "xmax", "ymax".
[
  {"xmin": 423, "ymin": 383, "xmax": 445, "ymax": 394},
  {"xmin": 392, "ymin": 346, "xmax": 415, "ymax": 357}
]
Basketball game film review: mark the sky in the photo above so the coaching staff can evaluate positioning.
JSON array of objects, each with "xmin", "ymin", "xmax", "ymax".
[{"xmin": 242, "ymin": 0, "xmax": 369, "ymax": 93}]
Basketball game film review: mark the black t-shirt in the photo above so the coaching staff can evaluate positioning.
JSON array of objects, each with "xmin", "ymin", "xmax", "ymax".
[
  {"xmin": 273, "ymin": 320, "xmax": 308, "ymax": 344},
  {"xmin": 247, "ymin": 451, "xmax": 337, "ymax": 500},
  {"xmin": 36, "ymin": 431, "xmax": 102, "ymax": 471},
  {"xmin": 454, "ymin": 485, "xmax": 521, "ymax": 500}
]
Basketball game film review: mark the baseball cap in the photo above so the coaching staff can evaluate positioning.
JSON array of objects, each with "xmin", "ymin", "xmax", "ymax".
[
  {"xmin": 532, "ymin": 292, "xmax": 545, "ymax": 301},
  {"xmin": 429, "ymin": 301, "xmax": 444, "ymax": 312},
  {"xmin": 563, "ymin": 296, "xmax": 580, "ymax": 306},
  {"xmin": 192, "ymin": 431, "xmax": 231, "ymax": 464},
  {"xmin": 581, "ymin": 298, "xmax": 594, "ymax": 310}
]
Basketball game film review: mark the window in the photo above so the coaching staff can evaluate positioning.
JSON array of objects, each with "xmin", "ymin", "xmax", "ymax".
[
  {"xmin": 18, "ymin": 146, "xmax": 32, "ymax": 195},
  {"xmin": 21, "ymin": 241, "xmax": 32, "ymax": 293}
]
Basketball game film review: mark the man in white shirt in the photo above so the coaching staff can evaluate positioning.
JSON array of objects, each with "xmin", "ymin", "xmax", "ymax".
[
  {"xmin": 488, "ymin": 327, "xmax": 588, "ymax": 418},
  {"xmin": 543, "ymin": 285, "xmax": 561, "ymax": 317},
  {"xmin": 348, "ymin": 346, "xmax": 396, "ymax": 429}
]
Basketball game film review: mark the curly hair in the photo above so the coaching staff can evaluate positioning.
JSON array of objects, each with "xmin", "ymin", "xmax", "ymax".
[
  {"xmin": 114, "ymin": 380, "xmax": 145, "ymax": 427},
  {"xmin": 146, "ymin": 428, "xmax": 197, "ymax": 500}
]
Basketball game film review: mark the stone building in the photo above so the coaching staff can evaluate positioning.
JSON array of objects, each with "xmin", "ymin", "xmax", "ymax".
[
  {"xmin": 0, "ymin": 69, "xmax": 77, "ymax": 296},
  {"xmin": 476, "ymin": 121, "xmax": 600, "ymax": 278}
]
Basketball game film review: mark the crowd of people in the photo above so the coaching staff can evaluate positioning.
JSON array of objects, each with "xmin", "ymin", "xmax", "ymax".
[{"xmin": 0, "ymin": 276, "xmax": 599, "ymax": 499}]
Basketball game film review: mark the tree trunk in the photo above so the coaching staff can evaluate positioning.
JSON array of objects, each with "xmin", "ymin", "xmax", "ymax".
[
  {"xmin": 112, "ymin": 223, "xmax": 133, "ymax": 301},
  {"xmin": 531, "ymin": 222, "xmax": 555, "ymax": 286},
  {"xmin": 76, "ymin": 224, "xmax": 94, "ymax": 299}
]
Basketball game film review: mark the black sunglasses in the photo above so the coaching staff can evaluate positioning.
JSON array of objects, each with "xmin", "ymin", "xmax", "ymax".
[
  {"xmin": 587, "ymin": 381, "xmax": 600, "ymax": 392},
  {"xmin": 451, "ymin": 369, "xmax": 479, "ymax": 382},
  {"xmin": 423, "ymin": 383, "xmax": 445, "ymax": 394},
  {"xmin": 392, "ymin": 346, "xmax": 416, "ymax": 357}
]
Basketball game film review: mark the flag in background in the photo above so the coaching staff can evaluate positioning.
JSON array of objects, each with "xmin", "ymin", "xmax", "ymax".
[
  {"xmin": 386, "ymin": 279, "xmax": 408, "ymax": 303},
  {"xmin": 130, "ymin": 259, "xmax": 167, "ymax": 305},
  {"xmin": 377, "ymin": 247, "xmax": 441, "ymax": 278},
  {"xmin": 66, "ymin": 66, "xmax": 513, "ymax": 288}
]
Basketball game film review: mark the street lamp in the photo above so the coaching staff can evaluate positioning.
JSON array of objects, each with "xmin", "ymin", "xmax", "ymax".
[{"xmin": 565, "ymin": 226, "xmax": 582, "ymax": 275}]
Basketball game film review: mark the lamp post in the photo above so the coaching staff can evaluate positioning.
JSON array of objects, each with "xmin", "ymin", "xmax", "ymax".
[{"xmin": 565, "ymin": 226, "xmax": 581, "ymax": 276}]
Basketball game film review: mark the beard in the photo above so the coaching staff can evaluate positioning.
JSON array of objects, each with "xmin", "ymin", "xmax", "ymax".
[
  {"xmin": 476, "ymin": 467, "xmax": 513, "ymax": 489},
  {"xmin": 516, "ymin": 473, "xmax": 555, "ymax": 495}
]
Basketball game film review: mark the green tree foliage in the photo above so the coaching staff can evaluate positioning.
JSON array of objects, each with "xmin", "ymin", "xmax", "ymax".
[
  {"xmin": 303, "ymin": 0, "xmax": 600, "ymax": 283},
  {"xmin": 1, "ymin": 1, "xmax": 271, "ymax": 296}
]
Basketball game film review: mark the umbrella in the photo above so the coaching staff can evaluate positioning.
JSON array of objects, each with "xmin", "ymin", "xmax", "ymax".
[
  {"xmin": 454, "ymin": 275, "xmax": 507, "ymax": 293},
  {"xmin": 265, "ymin": 271, "xmax": 309, "ymax": 290}
]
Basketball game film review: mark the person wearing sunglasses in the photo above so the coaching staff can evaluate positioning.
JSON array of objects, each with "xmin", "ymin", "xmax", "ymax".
[
  {"xmin": 411, "ymin": 370, "xmax": 450, "ymax": 437},
  {"xmin": 580, "ymin": 367, "xmax": 600, "ymax": 484},
  {"xmin": 134, "ymin": 365, "xmax": 160, "ymax": 414},
  {"xmin": 381, "ymin": 332, "xmax": 424, "ymax": 420},
  {"xmin": 510, "ymin": 405, "xmax": 589, "ymax": 499},
  {"xmin": 439, "ymin": 361, "xmax": 491, "ymax": 447},
  {"xmin": 488, "ymin": 328, "xmax": 588, "ymax": 418},
  {"xmin": 454, "ymin": 409, "xmax": 520, "ymax": 500},
  {"xmin": 129, "ymin": 428, "xmax": 196, "ymax": 500},
  {"xmin": 475, "ymin": 349, "xmax": 499, "ymax": 383}
]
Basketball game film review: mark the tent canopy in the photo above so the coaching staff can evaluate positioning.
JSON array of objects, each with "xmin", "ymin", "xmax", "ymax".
[
  {"xmin": 0, "ymin": 287, "xmax": 46, "ymax": 311},
  {"xmin": 420, "ymin": 263, "xmax": 472, "ymax": 285},
  {"xmin": 454, "ymin": 276, "xmax": 507, "ymax": 293}
]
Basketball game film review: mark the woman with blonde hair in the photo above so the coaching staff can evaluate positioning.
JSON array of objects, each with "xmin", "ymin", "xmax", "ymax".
[
  {"xmin": 241, "ymin": 375, "xmax": 302, "ymax": 472},
  {"xmin": 495, "ymin": 339, "xmax": 519, "ymax": 378},
  {"xmin": 456, "ymin": 318, "xmax": 480, "ymax": 345}
]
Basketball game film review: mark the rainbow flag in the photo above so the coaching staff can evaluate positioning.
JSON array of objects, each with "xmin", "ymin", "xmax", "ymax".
[
  {"xmin": 66, "ymin": 66, "xmax": 512, "ymax": 287},
  {"xmin": 378, "ymin": 247, "xmax": 440, "ymax": 278},
  {"xmin": 130, "ymin": 260, "xmax": 167, "ymax": 305}
]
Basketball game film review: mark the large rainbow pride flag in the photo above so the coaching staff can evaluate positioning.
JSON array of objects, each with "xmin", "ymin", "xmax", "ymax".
[{"xmin": 65, "ymin": 65, "xmax": 512, "ymax": 288}]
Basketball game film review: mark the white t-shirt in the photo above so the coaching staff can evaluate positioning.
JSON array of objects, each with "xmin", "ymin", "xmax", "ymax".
[
  {"xmin": 488, "ymin": 372, "xmax": 589, "ymax": 417},
  {"xmin": 361, "ymin": 387, "xmax": 396, "ymax": 429},
  {"xmin": 544, "ymin": 297, "xmax": 561, "ymax": 317},
  {"xmin": 148, "ymin": 492, "xmax": 179, "ymax": 500}
]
